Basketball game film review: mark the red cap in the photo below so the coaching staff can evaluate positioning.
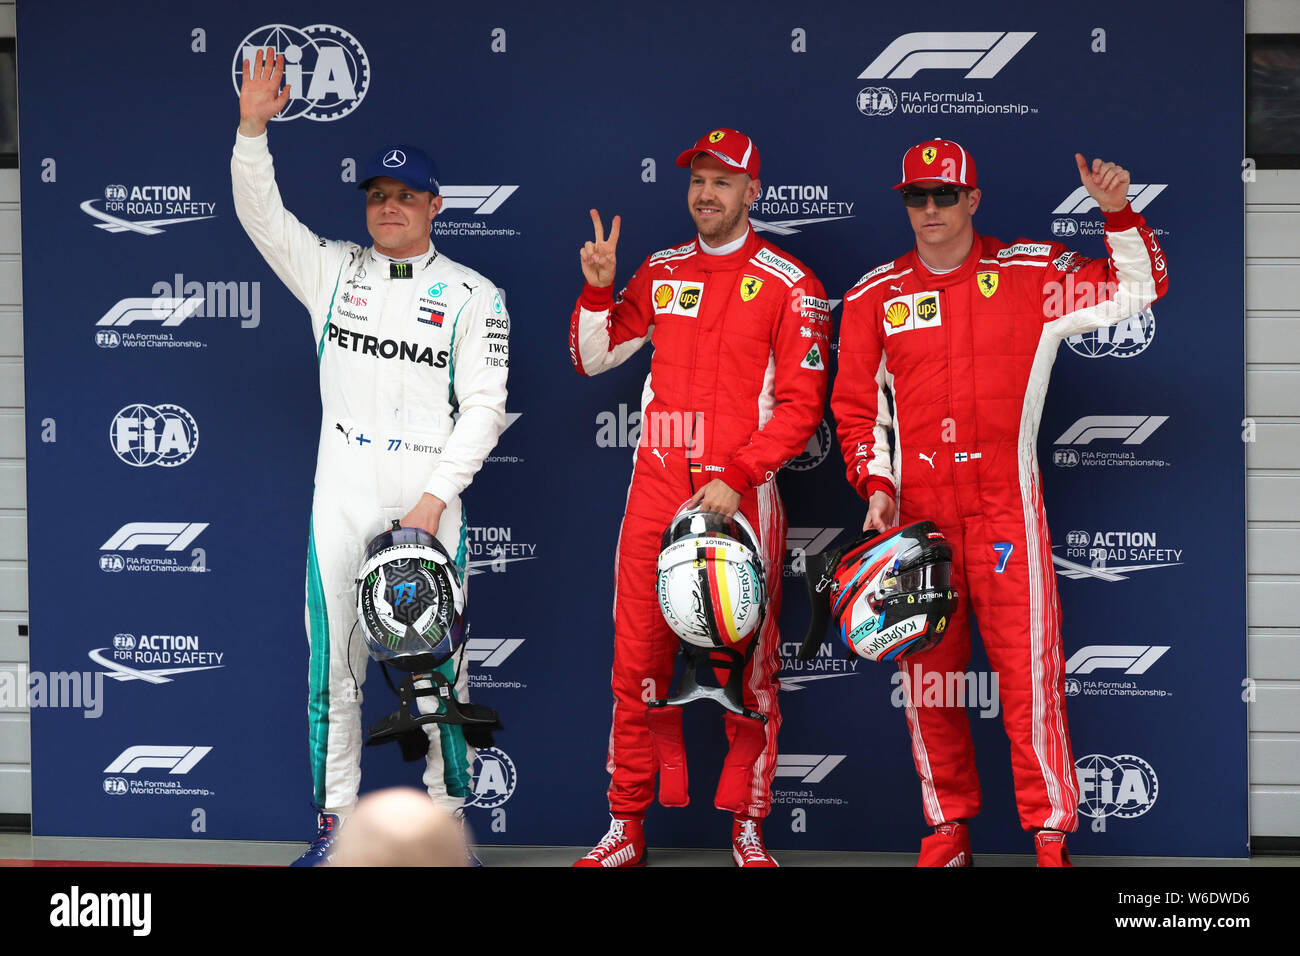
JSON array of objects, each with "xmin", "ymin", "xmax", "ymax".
[
  {"xmin": 894, "ymin": 139, "xmax": 977, "ymax": 190},
  {"xmin": 675, "ymin": 128, "xmax": 761, "ymax": 178}
]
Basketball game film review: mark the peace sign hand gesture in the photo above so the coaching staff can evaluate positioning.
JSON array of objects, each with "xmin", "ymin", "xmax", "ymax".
[
  {"xmin": 580, "ymin": 209, "xmax": 621, "ymax": 288},
  {"xmin": 239, "ymin": 47, "xmax": 292, "ymax": 137}
]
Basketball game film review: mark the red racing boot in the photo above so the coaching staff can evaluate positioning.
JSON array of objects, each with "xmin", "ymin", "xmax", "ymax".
[
  {"xmin": 1034, "ymin": 829, "xmax": 1073, "ymax": 867},
  {"xmin": 916, "ymin": 821, "xmax": 972, "ymax": 867},
  {"xmin": 573, "ymin": 817, "xmax": 647, "ymax": 868},
  {"xmin": 732, "ymin": 816, "xmax": 779, "ymax": 867}
]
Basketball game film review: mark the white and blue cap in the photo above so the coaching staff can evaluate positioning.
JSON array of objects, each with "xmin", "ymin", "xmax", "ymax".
[{"xmin": 358, "ymin": 144, "xmax": 441, "ymax": 196}]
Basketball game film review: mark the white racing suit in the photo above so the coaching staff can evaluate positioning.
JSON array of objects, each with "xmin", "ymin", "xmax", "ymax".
[{"xmin": 231, "ymin": 131, "xmax": 509, "ymax": 815}]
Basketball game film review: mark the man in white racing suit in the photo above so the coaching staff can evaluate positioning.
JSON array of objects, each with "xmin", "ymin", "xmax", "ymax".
[{"xmin": 232, "ymin": 48, "xmax": 509, "ymax": 864}]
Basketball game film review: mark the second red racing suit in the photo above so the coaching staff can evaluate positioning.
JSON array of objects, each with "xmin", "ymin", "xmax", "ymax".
[
  {"xmin": 569, "ymin": 229, "xmax": 828, "ymax": 817},
  {"xmin": 832, "ymin": 204, "xmax": 1169, "ymax": 831}
]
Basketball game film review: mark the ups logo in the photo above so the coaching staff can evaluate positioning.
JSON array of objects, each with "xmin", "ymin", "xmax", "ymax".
[
  {"xmin": 678, "ymin": 287, "xmax": 701, "ymax": 311},
  {"xmin": 916, "ymin": 295, "xmax": 938, "ymax": 322}
]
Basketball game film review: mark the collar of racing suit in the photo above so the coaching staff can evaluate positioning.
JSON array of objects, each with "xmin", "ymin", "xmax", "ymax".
[
  {"xmin": 683, "ymin": 228, "xmax": 763, "ymax": 272},
  {"xmin": 907, "ymin": 231, "xmax": 983, "ymax": 289},
  {"xmin": 367, "ymin": 245, "xmax": 441, "ymax": 276}
]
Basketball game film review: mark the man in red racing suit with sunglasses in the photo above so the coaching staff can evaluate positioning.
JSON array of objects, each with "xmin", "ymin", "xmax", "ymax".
[{"xmin": 832, "ymin": 138, "xmax": 1169, "ymax": 867}]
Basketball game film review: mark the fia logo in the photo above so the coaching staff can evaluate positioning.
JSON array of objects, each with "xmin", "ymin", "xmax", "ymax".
[
  {"xmin": 232, "ymin": 24, "xmax": 370, "ymax": 122},
  {"xmin": 110, "ymin": 404, "xmax": 199, "ymax": 467}
]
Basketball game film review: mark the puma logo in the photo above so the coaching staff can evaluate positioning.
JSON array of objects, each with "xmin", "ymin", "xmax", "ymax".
[
  {"xmin": 663, "ymin": 264, "xmax": 678, "ymax": 274},
  {"xmin": 336, "ymin": 423, "xmax": 352, "ymax": 441},
  {"xmin": 652, "ymin": 448, "xmax": 668, "ymax": 467},
  {"xmin": 919, "ymin": 451, "xmax": 936, "ymax": 469},
  {"xmin": 890, "ymin": 283, "xmax": 904, "ymax": 293}
]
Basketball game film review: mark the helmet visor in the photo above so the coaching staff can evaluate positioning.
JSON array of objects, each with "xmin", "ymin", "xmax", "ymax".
[{"xmin": 879, "ymin": 562, "xmax": 950, "ymax": 597}]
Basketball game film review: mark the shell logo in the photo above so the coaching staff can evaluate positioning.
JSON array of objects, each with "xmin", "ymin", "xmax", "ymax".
[
  {"xmin": 654, "ymin": 284, "xmax": 675, "ymax": 309},
  {"xmin": 885, "ymin": 301, "xmax": 911, "ymax": 328}
]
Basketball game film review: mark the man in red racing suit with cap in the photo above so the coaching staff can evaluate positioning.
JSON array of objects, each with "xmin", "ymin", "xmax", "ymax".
[
  {"xmin": 568, "ymin": 128, "xmax": 829, "ymax": 867},
  {"xmin": 832, "ymin": 139, "xmax": 1169, "ymax": 867}
]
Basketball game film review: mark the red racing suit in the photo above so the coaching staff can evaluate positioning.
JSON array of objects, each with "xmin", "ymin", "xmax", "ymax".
[
  {"xmin": 569, "ymin": 229, "xmax": 828, "ymax": 818},
  {"xmin": 832, "ymin": 204, "xmax": 1169, "ymax": 831}
]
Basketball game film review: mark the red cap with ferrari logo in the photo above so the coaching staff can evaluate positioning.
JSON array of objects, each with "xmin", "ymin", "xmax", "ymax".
[
  {"xmin": 894, "ymin": 138, "xmax": 977, "ymax": 190},
  {"xmin": 675, "ymin": 128, "xmax": 761, "ymax": 178}
]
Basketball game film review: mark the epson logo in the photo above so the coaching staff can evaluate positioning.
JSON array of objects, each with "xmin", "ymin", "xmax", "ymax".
[
  {"xmin": 774, "ymin": 754, "xmax": 846, "ymax": 784},
  {"xmin": 859, "ymin": 32, "xmax": 1036, "ymax": 80},
  {"xmin": 103, "ymin": 745, "xmax": 211, "ymax": 775}
]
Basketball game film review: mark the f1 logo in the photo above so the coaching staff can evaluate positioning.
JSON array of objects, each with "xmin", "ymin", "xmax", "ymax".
[{"xmin": 992, "ymin": 542, "xmax": 1014, "ymax": 574}]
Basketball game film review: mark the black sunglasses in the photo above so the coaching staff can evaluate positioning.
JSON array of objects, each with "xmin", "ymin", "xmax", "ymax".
[{"xmin": 900, "ymin": 185, "xmax": 966, "ymax": 208}]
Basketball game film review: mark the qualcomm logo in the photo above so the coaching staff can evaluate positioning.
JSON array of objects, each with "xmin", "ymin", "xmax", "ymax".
[
  {"xmin": 103, "ymin": 745, "xmax": 211, "ymax": 775},
  {"xmin": 1054, "ymin": 184, "xmax": 1167, "ymax": 215},
  {"xmin": 774, "ymin": 754, "xmax": 845, "ymax": 784},
  {"xmin": 859, "ymin": 31, "xmax": 1036, "ymax": 79},
  {"xmin": 465, "ymin": 747, "xmax": 516, "ymax": 810},
  {"xmin": 439, "ymin": 186, "xmax": 518, "ymax": 215},
  {"xmin": 232, "ymin": 24, "xmax": 370, "ymax": 122},
  {"xmin": 1065, "ymin": 645, "xmax": 1170, "ymax": 675},
  {"xmin": 110, "ymin": 404, "xmax": 199, "ymax": 467},
  {"xmin": 1066, "ymin": 308, "xmax": 1155, "ymax": 359}
]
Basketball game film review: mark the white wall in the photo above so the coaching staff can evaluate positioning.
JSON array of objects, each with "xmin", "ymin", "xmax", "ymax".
[{"xmin": 0, "ymin": 0, "xmax": 26, "ymax": 818}]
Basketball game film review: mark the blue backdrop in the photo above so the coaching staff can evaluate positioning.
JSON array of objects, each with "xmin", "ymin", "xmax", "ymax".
[{"xmin": 19, "ymin": 0, "xmax": 1246, "ymax": 856}]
